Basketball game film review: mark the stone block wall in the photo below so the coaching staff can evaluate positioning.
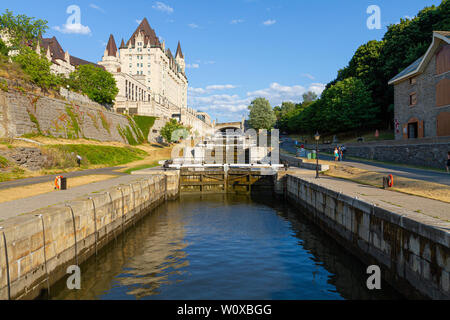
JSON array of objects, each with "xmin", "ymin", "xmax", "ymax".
[
  {"xmin": 0, "ymin": 174, "xmax": 174, "ymax": 300},
  {"xmin": 0, "ymin": 80, "xmax": 140, "ymax": 144},
  {"xmin": 286, "ymin": 174, "xmax": 450, "ymax": 299},
  {"xmin": 394, "ymin": 53, "xmax": 450, "ymax": 140},
  {"xmin": 320, "ymin": 142, "xmax": 450, "ymax": 169}
]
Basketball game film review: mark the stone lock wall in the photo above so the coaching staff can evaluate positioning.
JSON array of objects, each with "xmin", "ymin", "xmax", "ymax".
[
  {"xmin": 0, "ymin": 79, "xmax": 140, "ymax": 144},
  {"xmin": 319, "ymin": 140, "xmax": 450, "ymax": 170},
  {"xmin": 286, "ymin": 174, "xmax": 450, "ymax": 299},
  {"xmin": 0, "ymin": 173, "xmax": 178, "ymax": 300}
]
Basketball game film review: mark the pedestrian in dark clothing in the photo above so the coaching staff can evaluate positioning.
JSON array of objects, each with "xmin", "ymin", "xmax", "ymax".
[{"xmin": 447, "ymin": 152, "xmax": 450, "ymax": 174}]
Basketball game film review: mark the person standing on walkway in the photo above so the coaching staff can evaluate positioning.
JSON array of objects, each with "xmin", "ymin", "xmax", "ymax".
[
  {"xmin": 341, "ymin": 145, "xmax": 347, "ymax": 161},
  {"xmin": 338, "ymin": 146, "xmax": 343, "ymax": 162},
  {"xmin": 334, "ymin": 147, "xmax": 339, "ymax": 162},
  {"xmin": 76, "ymin": 155, "xmax": 82, "ymax": 167},
  {"xmin": 446, "ymin": 151, "xmax": 450, "ymax": 174}
]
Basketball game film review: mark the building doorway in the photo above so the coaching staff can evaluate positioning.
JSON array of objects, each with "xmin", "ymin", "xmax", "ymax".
[{"xmin": 408, "ymin": 122, "xmax": 418, "ymax": 139}]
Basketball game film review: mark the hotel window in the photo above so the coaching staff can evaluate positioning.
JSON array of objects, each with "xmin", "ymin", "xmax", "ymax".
[
  {"xmin": 409, "ymin": 92, "xmax": 417, "ymax": 106},
  {"xmin": 410, "ymin": 77, "xmax": 417, "ymax": 85}
]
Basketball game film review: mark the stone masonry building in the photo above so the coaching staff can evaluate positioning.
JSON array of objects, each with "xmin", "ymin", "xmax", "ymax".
[
  {"xmin": 98, "ymin": 18, "xmax": 214, "ymax": 138},
  {"xmin": 389, "ymin": 31, "xmax": 450, "ymax": 140}
]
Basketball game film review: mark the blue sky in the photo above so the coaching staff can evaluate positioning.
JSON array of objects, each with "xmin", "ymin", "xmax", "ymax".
[{"xmin": 0, "ymin": 0, "xmax": 442, "ymax": 122}]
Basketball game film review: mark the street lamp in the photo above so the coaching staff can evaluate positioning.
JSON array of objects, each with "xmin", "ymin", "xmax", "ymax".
[{"xmin": 314, "ymin": 132, "xmax": 320, "ymax": 179}]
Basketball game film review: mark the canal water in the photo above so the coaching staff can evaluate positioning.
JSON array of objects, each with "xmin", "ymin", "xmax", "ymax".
[{"xmin": 51, "ymin": 194, "xmax": 403, "ymax": 300}]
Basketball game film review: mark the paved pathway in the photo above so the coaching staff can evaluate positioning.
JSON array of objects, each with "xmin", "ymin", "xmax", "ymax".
[
  {"xmin": 281, "ymin": 139, "xmax": 450, "ymax": 186},
  {"xmin": 0, "ymin": 174, "xmax": 148, "ymax": 221},
  {"xmin": 0, "ymin": 166, "xmax": 126, "ymax": 191},
  {"xmin": 288, "ymin": 168, "xmax": 450, "ymax": 222}
]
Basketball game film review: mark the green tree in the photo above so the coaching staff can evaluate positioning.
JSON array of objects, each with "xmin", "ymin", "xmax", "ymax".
[
  {"xmin": 160, "ymin": 119, "xmax": 189, "ymax": 143},
  {"xmin": 274, "ymin": 102, "xmax": 296, "ymax": 131},
  {"xmin": 302, "ymin": 91, "xmax": 318, "ymax": 103},
  {"xmin": 0, "ymin": 38, "xmax": 9, "ymax": 56},
  {"xmin": 248, "ymin": 98, "xmax": 276, "ymax": 130},
  {"xmin": 320, "ymin": 78, "xmax": 377, "ymax": 134},
  {"xmin": 69, "ymin": 65, "xmax": 119, "ymax": 105},
  {"xmin": 12, "ymin": 46, "xmax": 58, "ymax": 89},
  {"xmin": 0, "ymin": 9, "xmax": 48, "ymax": 49}
]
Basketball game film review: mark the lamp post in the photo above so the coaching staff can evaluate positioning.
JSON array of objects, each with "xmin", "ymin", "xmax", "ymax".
[{"xmin": 314, "ymin": 132, "xmax": 320, "ymax": 179}]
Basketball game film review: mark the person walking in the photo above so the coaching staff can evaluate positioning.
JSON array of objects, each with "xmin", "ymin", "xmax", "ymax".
[
  {"xmin": 338, "ymin": 146, "xmax": 343, "ymax": 162},
  {"xmin": 334, "ymin": 147, "xmax": 339, "ymax": 162},
  {"xmin": 447, "ymin": 151, "xmax": 450, "ymax": 174},
  {"xmin": 341, "ymin": 145, "xmax": 347, "ymax": 161}
]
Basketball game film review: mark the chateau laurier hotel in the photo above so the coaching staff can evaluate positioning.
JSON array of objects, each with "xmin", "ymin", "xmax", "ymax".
[
  {"xmin": 0, "ymin": 17, "xmax": 214, "ymax": 137},
  {"xmin": 98, "ymin": 18, "xmax": 214, "ymax": 136}
]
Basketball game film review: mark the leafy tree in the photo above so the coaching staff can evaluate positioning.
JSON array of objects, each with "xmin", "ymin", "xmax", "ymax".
[
  {"xmin": 68, "ymin": 65, "xmax": 119, "ymax": 105},
  {"xmin": 0, "ymin": 9, "xmax": 48, "ymax": 49},
  {"xmin": 320, "ymin": 78, "xmax": 377, "ymax": 134},
  {"xmin": 274, "ymin": 102, "xmax": 296, "ymax": 131},
  {"xmin": 248, "ymin": 98, "xmax": 277, "ymax": 130},
  {"xmin": 302, "ymin": 91, "xmax": 318, "ymax": 103},
  {"xmin": 160, "ymin": 119, "xmax": 189, "ymax": 143},
  {"xmin": 12, "ymin": 46, "xmax": 59, "ymax": 89},
  {"xmin": 0, "ymin": 38, "xmax": 9, "ymax": 56}
]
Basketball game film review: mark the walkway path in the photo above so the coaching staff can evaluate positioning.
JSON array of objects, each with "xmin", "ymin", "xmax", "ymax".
[
  {"xmin": 288, "ymin": 168, "xmax": 450, "ymax": 222},
  {"xmin": 0, "ymin": 174, "xmax": 148, "ymax": 221},
  {"xmin": 0, "ymin": 166, "xmax": 126, "ymax": 191},
  {"xmin": 281, "ymin": 139, "xmax": 450, "ymax": 186}
]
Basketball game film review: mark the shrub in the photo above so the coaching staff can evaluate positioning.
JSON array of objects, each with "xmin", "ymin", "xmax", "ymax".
[{"xmin": 12, "ymin": 47, "xmax": 59, "ymax": 90}]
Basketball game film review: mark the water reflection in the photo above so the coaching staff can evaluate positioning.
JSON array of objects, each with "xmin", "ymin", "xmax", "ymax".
[{"xmin": 51, "ymin": 194, "xmax": 402, "ymax": 300}]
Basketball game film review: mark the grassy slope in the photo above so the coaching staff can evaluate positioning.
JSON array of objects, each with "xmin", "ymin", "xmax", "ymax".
[{"xmin": 49, "ymin": 144, "xmax": 147, "ymax": 167}]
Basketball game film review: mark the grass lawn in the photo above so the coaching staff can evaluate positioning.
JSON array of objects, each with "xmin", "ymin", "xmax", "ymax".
[{"xmin": 48, "ymin": 144, "xmax": 147, "ymax": 167}]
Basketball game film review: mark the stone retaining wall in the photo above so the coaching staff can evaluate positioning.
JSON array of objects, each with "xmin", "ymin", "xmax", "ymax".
[
  {"xmin": 286, "ymin": 174, "xmax": 450, "ymax": 299},
  {"xmin": 0, "ymin": 80, "xmax": 140, "ymax": 144},
  {"xmin": 0, "ymin": 171, "xmax": 180, "ymax": 300},
  {"xmin": 319, "ymin": 143, "xmax": 450, "ymax": 169},
  {"xmin": 308, "ymin": 140, "xmax": 450, "ymax": 169}
]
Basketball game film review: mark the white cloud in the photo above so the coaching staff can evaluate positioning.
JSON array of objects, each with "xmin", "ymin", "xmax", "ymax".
[
  {"xmin": 247, "ymin": 82, "xmax": 325, "ymax": 106},
  {"xmin": 89, "ymin": 3, "xmax": 105, "ymax": 13},
  {"xmin": 189, "ymin": 93, "xmax": 251, "ymax": 114},
  {"xmin": 206, "ymin": 84, "xmax": 236, "ymax": 91},
  {"xmin": 263, "ymin": 19, "xmax": 276, "ymax": 26},
  {"xmin": 231, "ymin": 19, "xmax": 245, "ymax": 24},
  {"xmin": 152, "ymin": 2, "xmax": 174, "ymax": 14},
  {"xmin": 301, "ymin": 73, "xmax": 315, "ymax": 80},
  {"xmin": 189, "ymin": 87, "xmax": 207, "ymax": 95},
  {"xmin": 188, "ymin": 23, "xmax": 199, "ymax": 29},
  {"xmin": 188, "ymin": 82, "xmax": 326, "ymax": 120},
  {"xmin": 189, "ymin": 84, "xmax": 237, "ymax": 96},
  {"xmin": 308, "ymin": 83, "xmax": 326, "ymax": 95},
  {"xmin": 186, "ymin": 63, "xmax": 200, "ymax": 69},
  {"xmin": 136, "ymin": 19, "xmax": 142, "ymax": 24},
  {"xmin": 54, "ymin": 23, "xmax": 91, "ymax": 35}
]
